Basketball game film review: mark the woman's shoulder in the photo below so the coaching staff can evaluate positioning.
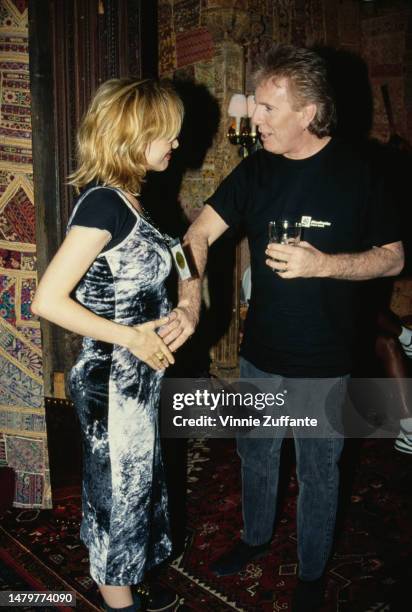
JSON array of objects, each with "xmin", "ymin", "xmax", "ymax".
[
  {"xmin": 70, "ymin": 185, "xmax": 133, "ymax": 233},
  {"xmin": 77, "ymin": 184, "xmax": 123, "ymax": 206}
]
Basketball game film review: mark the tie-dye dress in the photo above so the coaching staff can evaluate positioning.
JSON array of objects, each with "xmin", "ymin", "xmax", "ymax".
[{"xmin": 68, "ymin": 186, "xmax": 172, "ymax": 585}]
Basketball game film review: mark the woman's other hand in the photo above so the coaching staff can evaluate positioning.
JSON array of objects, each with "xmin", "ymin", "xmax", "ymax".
[{"xmin": 129, "ymin": 315, "xmax": 175, "ymax": 370}]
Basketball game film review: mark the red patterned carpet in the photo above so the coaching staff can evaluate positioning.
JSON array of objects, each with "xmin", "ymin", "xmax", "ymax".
[{"xmin": 1, "ymin": 438, "xmax": 411, "ymax": 611}]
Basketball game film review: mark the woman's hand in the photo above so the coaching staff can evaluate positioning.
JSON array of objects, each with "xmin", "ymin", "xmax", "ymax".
[{"xmin": 128, "ymin": 315, "xmax": 176, "ymax": 370}]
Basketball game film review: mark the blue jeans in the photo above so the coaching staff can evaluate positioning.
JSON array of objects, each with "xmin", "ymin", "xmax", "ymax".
[{"xmin": 237, "ymin": 357, "xmax": 347, "ymax": 580}]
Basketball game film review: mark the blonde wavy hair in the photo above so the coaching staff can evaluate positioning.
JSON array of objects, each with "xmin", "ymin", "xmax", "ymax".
[{"xmin": 68, "ymin": 78, "xmax": 184, "ymax": 194}]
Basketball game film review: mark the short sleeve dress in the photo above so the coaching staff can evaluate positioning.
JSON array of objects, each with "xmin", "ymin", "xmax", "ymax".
[{"xmin": 67, "ymin": 185, "xmax": 172, "ymax": 586}]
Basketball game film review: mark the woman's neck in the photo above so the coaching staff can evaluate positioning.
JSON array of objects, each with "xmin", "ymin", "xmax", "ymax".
[{"xmin": 123, "ymin": 191, "xmax": 143, "ymax": 213}]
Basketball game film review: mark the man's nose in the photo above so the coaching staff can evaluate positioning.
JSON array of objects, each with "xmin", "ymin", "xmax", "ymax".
[{"xmin": 252, "ymin": 107, "xmax": 262, "ymax": 125}]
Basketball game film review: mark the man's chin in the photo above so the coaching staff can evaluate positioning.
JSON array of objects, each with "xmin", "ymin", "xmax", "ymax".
[{"xmin": 262, "ymin": 141, "xmax": 278, "ymax": 154}]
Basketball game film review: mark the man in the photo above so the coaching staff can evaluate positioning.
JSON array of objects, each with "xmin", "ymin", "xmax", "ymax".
[{"xmin": 161, "ymin": 44, "xmax": 403, "ymax": 612}]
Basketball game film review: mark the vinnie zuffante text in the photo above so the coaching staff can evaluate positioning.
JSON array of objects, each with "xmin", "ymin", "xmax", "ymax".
[{"xmin": 171, "ymin": 389, "xmax": 318, "ymax": 429}]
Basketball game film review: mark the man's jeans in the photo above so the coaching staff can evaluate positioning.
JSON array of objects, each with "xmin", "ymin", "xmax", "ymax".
[{"xmin": 237, "ymin": 357, "xmax": 347, "ymax": 581}]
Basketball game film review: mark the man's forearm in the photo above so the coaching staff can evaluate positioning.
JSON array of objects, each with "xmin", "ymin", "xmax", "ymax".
[
  {"xmin": 158, "ymin": 227, "xmax": 210, "ymax": 351},
  {"xmin": 159, "ymin": 204, "xmax": 228, "ymax": 351},
  {"xmin": 177, "ymin": 227, "xmax": 209, "ymax": 315},
  {"xmin": 320, "ymin": 244, "xmax": 404, "ymax": 280},
  {"xmin": 267, "ymin": 240, "xmax": 404, "ymax": 280},
  {"xmin": 160, "ymin": 205, "xmax": 228, "ymax": 351}
]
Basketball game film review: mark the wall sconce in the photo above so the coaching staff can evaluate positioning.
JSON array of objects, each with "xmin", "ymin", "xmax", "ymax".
[
  {"xmin": 227, "ymin": 93, "xmax": 258, "ymax": 158},
  {"xmin": 227, "ymin": 43, "xmax": 259, "ymax": 158}
]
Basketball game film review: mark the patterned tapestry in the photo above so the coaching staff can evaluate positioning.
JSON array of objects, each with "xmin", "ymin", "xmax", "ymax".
[{"xmin": 0, "ymin": 0, "xmax": 50, "ymax": 508}]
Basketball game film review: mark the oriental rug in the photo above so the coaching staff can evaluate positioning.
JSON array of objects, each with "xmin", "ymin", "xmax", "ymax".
[{"xmin": 0, "ymin": 438, "xmax": 411, "ymax": 611}]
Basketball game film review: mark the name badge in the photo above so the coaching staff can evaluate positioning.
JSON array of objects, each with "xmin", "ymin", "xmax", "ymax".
[{"xmin": 168, "ymin": 238, "xmax": 194, "ymax": 281}]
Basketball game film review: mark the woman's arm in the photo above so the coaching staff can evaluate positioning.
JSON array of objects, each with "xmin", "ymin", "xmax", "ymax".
[{"xmin": 32, "ymin": 226, "xmax": 174, "ymax": 370}]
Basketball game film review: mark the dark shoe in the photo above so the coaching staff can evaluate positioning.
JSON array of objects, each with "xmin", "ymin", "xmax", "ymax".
[
  {"xmin": 292, "ymin": 577, "xmax": 325, "ymax": 612},
  {"xmin": 210, "ymin": 540, "xmax": 270, "ymax": 576},
  {"xmin": 103, "ymin": 603, "xmax": 137, "ymax": 612},
  {"xmin": 146, "ymin": 589, "xmax": 179, "ymax": 611},
  {"xmin": 135, "ymin": 584, "xmax": 178, "ymax": 612}
]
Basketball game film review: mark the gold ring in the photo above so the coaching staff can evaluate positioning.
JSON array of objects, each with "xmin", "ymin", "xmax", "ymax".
[{"xmin": 155, "ymin": 352, "xmax": 165, "ymax": 361}]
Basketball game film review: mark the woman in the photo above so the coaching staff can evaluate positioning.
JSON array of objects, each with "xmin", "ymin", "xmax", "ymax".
[{"xmin": 32, "ymin": 79, "xmax": 184, "ymax": 611}]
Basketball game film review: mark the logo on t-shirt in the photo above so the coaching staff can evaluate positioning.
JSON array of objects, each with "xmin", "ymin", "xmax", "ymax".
[{"xmin": 301, "ymin": 216, "xmax": 331, "ymax": 229}]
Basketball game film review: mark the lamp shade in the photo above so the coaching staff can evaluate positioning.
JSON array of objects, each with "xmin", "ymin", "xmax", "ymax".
[
  {"xmin": 247, "ymin": 94, "xmax": 256, "ymax": 118},
  {"xmin": 228, "ymin": 93, "xmax": 247, "ymax": 118}
]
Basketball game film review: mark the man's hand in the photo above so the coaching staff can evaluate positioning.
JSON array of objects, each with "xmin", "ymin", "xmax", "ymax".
[
  {"xmin": 158, "ymin": 300, "xmax": 199, "ymax": 352},
  {"xmin": 266, "ymin": 241, "xmax": 325, "ymax": 278}
]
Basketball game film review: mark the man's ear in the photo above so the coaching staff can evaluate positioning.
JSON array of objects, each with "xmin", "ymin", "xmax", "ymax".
[{"xmin": 301, "ymin": 103, "xmax": 317, "ymax": 129}]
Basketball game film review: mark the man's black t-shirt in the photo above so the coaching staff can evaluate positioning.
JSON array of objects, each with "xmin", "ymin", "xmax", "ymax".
[{"xmin": 208, "ymin": 139, "xmax": 400, "ymax": 377}]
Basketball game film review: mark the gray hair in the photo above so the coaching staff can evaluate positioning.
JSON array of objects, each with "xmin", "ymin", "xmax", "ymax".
[{"xmin": 253, "ymin": 44, "xmax": 336, "ymax": 138}]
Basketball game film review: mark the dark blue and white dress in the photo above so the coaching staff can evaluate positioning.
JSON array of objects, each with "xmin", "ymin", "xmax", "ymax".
[{"xmin": 68, "ymin": 186, "xmax": 172, "ymax": 585}]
